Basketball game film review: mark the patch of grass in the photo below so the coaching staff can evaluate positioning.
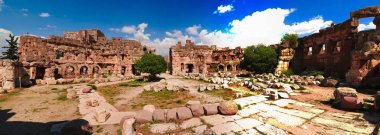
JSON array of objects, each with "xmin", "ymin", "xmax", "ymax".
[
  {"xmin": 0, "ymin": 89, "xmax": 22, "ymax": 102},
  {"xmin": 57, "ymin": 94, "xmax": 67, "ymax": 101},
  {"xmin": 97, "ymin": 85, "xmax": 120, "ymax": 105},
  {"xmin": 95, "ymin": 127, "xmax": 103, "ymax": 133},
  {"xmin": 176, "ymin": 99, "xmax": 184, "ymax": 104},
  {"xmin": 117, "ymin": 129, "xmax": 122, "ymax": 135},
  {"xmin": 320, "ymin": 98, "xmax": 341, "ymax": 108},
  {"xmin": 119, "ymin": 83, "xmax": 129, "ymax": 87},
  {"xmin": 31, "ymin": 107, "xmax": 48, "ymax": 113},
  {"xmin": 297, "ymin": 86, "xmax": 306, "ymax": 90},
  {"xmin": 86, "ymin": 84, "xmax": 97, "ymax": 90},
  {"xmin": 204, "ymin": 89, "xmax": 236, "ymax": 100},
  {"xmin": 126, "ymin": 90, "xmax": 198, "ymax": 111},
  {"xmin": 363, "ymin": 98, "xmax": 374, "ymax": 103},
  {"xmin": 237, "ymin": 104, "xmax": 242, "ymax": 110},
  {"xmin": 51, "ymin": 88, "xmax": 59, "ymax": 90}
]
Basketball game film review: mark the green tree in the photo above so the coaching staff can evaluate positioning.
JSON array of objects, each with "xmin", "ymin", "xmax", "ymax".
[
  {"xmin": 240, "ymin": 44, "xmax": 278, "ymax": 73},
  {"xmin": 281, "ymin": 33, "xmax": 298, "ymax": 48},
  {"xmin": 134, "ymin": 53, "xmax": 167, "ymax": 79},
  {"xmin": 2, "ymin": 34, "xmax": 19, "ymax": 61}
]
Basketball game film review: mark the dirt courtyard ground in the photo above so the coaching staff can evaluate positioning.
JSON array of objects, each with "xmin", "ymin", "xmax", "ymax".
[{"xmin": 0, "ymin": 84, "xmax": 81, "ymax": 135}]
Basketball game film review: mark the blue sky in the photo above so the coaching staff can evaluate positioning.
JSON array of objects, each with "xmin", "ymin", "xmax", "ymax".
[{"xmin": 0, "ymin": 0, "xmax": 379, "ymax": 55}]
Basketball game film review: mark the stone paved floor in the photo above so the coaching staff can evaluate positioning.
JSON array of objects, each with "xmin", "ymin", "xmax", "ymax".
[{"xmin": 148, "ymin": 95, "xmax": 378, "ymax": 135}]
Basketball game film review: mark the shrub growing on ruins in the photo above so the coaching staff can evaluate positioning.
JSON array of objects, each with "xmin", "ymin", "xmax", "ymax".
[
  {"xmin": 240, "ymin": 44, "xmax": 278, "ymax": 74},
  {"xmin": 1, "ymin": 34, "xmax": 19, "ymax": 61},
  {"xmin": 134, "ymin": 53, "xmax": 167, "ymax": 80},
  {"xmin": 281, "ymin": 33, "xmax": 298, "ymax": 48},
  {"xmin": 282, "ymin": 69, "xmax": 294, "ymax": 77}
]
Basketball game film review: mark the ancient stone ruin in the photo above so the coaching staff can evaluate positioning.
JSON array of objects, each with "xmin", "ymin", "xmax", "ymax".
[
  {"xmin": 18, "ymin": 29, "xmax": 155, "ymax": 85},
  {"xmin": 276, "ymin": 6, "xmax": 380, "ymax": 88},
  {"xmin": 169, "ymin": 40, "xmax": 245, "ymax": 76}
]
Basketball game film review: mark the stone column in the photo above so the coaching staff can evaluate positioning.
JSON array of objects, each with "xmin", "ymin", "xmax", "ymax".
[{"xmin": 374, "ymin": 15, "xmax": 380, "ymax": 33}]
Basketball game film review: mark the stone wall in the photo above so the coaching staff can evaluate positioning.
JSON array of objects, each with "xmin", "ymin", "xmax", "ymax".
[
  {"xmin": 18, "ymin": 29, "xmax": 155, "ymax": 85},
  {"xmin": 0, "ymin": 59, "xmax": 31, "ymax": 93},
  {"xmin": 290, "ymin": 6, "xmax": 380, "ymax": 88},
  {"xmin": 169, "ymin": 40, "xmax": 245, "ymax": 76}
]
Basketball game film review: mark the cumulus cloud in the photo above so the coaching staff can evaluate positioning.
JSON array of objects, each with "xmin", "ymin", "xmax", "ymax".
[
  {"xmin": 213, "ymin": 4, "xmax": 234, "ymax": 14},
  {"xmin": 186, "ymin": 25, "xmax": 201, "ymax": 35},
  {"xmin": 111, "ymin": 8, "xmax": 333, "ymax": 56},
  {"xmin": 39, "ymin": 12, "xmax": 50, "ymax": 18},
  {"xmin": 0, "ymin": 28, "xmax": 13, "ymax": 54},
  {"xmin": 358, "ymin": 22, "xmax": 376, "ymax": 31}
]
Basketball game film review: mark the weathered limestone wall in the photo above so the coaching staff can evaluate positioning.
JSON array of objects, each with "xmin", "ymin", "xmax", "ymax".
[
  {"xmin": 290, "ymin": 6, "xmax": 380, "ymax": 88},
  {"xmin": 169, "ymin": 40, "xmax": 213, "ymax": 76},
  {"xmin": 0, "ymin": 59, "xmax": 31, "ymax": 93},
  {"xmin": 169, "ymin": 40, "xmax": 245, "ymax": 76},
  {"xmin": 18, "ymin": 29, "xmax": 155, "ymax": 85}
]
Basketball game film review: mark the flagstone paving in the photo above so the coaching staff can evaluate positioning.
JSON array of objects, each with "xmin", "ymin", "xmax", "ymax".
[{"xmin": 146, "ymin": 95, "xmax": 377, "ymax": 135}]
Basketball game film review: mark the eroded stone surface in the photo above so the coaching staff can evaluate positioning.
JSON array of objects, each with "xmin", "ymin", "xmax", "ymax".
[
  {"xmin": 150, "ymin": 123, "xmax": 179, "ymax": 134},
  {"xmin": 210, "ymin": 122, "xmax": 243, "ymax": 135},
  {"xmin": 180, "ymin": 118, "xmax": 203, "ymax": 129},
  {"xmin": 200, "ymin": 114, "xmax": 234, "ymax": 126}
]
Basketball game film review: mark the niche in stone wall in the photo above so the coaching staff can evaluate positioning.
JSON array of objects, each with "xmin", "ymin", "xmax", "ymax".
[
  {"xmin": 320, "ymin": 44, "xmax": 326, "ymax": 54},
  {"xmin": 334, "ymin": 41, "xmax": 342, "ymax": 53},
  {"xmin": 227, "ymin": 65, "xmax": 232, "ymax": 71},
  {"xmin": 218, "ymin": 65, "xmax": 224, "ymax": 71},
  {"xmin": 55, "ymin": 50, "xmax": 64, "ymax": 59},
  {"xmin": 308, "ymin": 47, "xmax": 313, "ymax": 55}
]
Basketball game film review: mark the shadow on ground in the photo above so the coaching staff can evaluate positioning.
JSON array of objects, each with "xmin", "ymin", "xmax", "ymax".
[{"xmin": 0, "ymin": 108, "xmax": 66, "ymax": 135}]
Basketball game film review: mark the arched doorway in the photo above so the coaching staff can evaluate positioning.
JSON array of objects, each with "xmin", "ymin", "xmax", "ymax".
[
  {"xmin": 227, "ymin": 65, "xmax": 232, "ymax": 71},
  {"xmin": 65, "ymin": 66, "xmax": 75, "ymax": 78},
  {"xmin": 80, "ymin": 66, "xmax": 88, "ymax": 75},
  {"xmin": 218, "ymin": 65, "xmax": 224, "ymax": 71},
  {"xmin": 53, "ymin": 68, "xmax": 63, "ymax": 79}
]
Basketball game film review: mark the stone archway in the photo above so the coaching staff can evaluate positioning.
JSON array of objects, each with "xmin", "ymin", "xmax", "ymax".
[
  {"xmin": 218, "ymin": 65, "xmax": 224, "ymax": 71},
  {"xmin": 227, "ymin": 65, "xmax": 233, "ymax": 71},
  {"xmin": 53, "ymin": 68, "xmax": 63, "ymax": 79},
  {"xmin": 64, "ymin": 65, "xmax": 76, "ymax": 78},
  {"xmin": 80, "ymin": 66, "xmax": 89, "ymax": 76}
]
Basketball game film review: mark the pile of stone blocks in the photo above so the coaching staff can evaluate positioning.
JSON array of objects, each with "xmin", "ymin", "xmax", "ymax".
[
  {"xmin": 334, "ymin": 87, "xmax": 359, "ymax": 109},
  {"xmin": 120, "ymin": 100, "xmax": 239, "ymax": 135}
]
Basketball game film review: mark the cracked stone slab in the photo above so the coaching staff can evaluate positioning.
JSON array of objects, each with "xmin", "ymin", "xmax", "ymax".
[
  {"xmin": 192, "ymin": 125, "xmax": 207, "ymax": 135},
  {"xmin": 258, "ymin": 110, "xmax": 306, "ymax": 126},
  {"xmin": 256, "ymin": 123, "xmax": 287, "ymax": 135},
  {"xmin": 240, "ymin": 128, "xmax": 261, "ymax": 135},
  {"xmin": 211, "ymin": 122, "xmax": 243, "ymax": 135},
  {"xmin": 235, "ymin": 118, "xmax": 263, "ymax": 130},
  {"xmin": 150, "ymin": 123, "xmax": 179, "ymax": 134},
  {"xmin": 200, "ymin": 114, "xmax": 234, "ymax": 126},
  {"xmin": 311, "ymin": 117, "xmax": 374, "ymax": 134},
  {"xmin": 251, "ymin": 103, "xmax": 280, "ymax": 112},
  {"xmin": 180, "ymin": 118, "xmax": 203, "ymax": 129},
  {"xmin": 276, "ymin": 107, "xmax": 317, "ymax": 119},
  {"xmin": 238, "ymin": 106, "xmax": 260, "ymax": 117}
]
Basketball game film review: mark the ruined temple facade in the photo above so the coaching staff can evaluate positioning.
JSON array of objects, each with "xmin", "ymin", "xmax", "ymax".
[
  {"xmin": 169, "ymin": 40, "xmax": 244, "ymax": 76},
  {"xmin": 288, "ymin": 6, "xmax": 380, "ymax": 87},
  {"xmin": 19, "ymin": 29, "xmax": 155, "ymax": 84}
]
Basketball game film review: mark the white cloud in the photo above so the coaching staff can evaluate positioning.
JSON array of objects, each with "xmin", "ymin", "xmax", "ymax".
[
  {"xmin": 21, "ymin": 8, "xmax": 28, "ymax": 16},
  {"xmin": 39, "ymin": 24, "xmax": 57, "ymax": 30},
  {"xmin": 121, "ymin": 26, "xmax": 136, "ymax": 34},
  {"xmin": 214, "ymin": 4, "xmax": 234, "ymax": 14},
  {"xmin": 186, "ymin": 25, "xmax": 201, "ymax": 35},
  {"xmin": 358, "ymin": 22, "xmax": 376, "ymax": 31},
  {"xmin": 111, "ymin": 8, "xmax": 333, "ymax": 56},
  {"xmin": 0, "ymin": 28, "xmax": 13, "ymax": 54},
  {"xmin": 0, "ymin": 0, "xmax": 4, "ymax": 12},
  {"xmin": 39, "ymin": 12, "xmax": 50, "ymax": 18}
]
